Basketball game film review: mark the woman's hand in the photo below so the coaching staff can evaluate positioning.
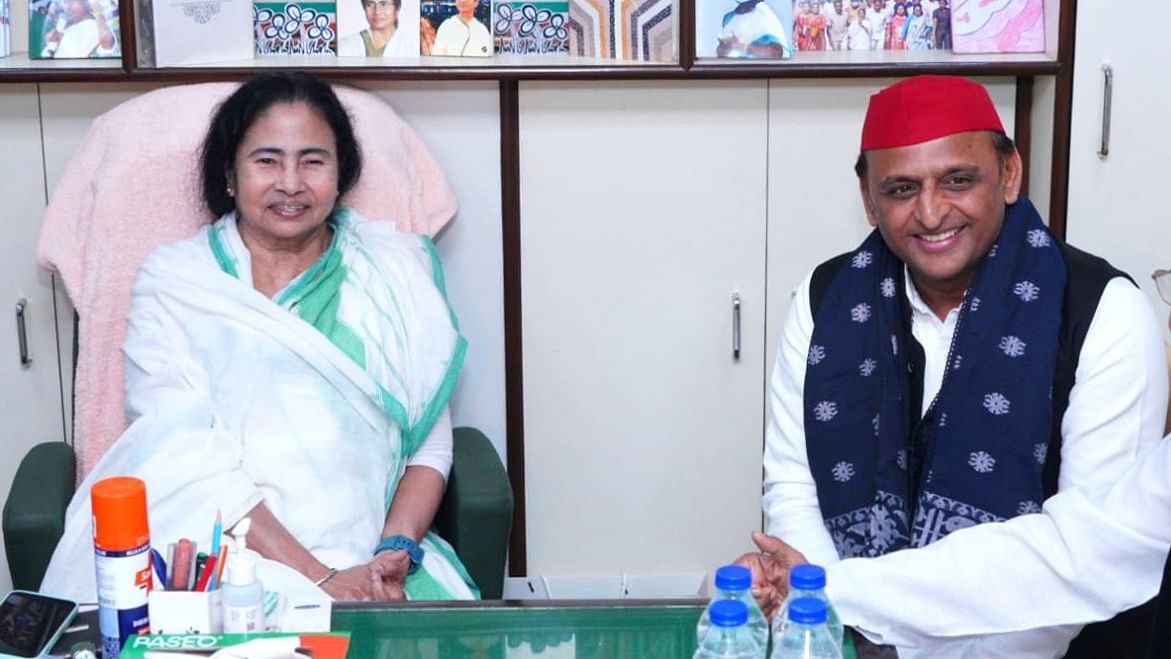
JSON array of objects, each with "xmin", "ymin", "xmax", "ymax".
[
  {"xmin": 369, "ymin": 549, "xmax": 411, "ymax": 600},
  {"xmin": 320, "ymin": 564, "xmax": 385, "ymax": 601}
]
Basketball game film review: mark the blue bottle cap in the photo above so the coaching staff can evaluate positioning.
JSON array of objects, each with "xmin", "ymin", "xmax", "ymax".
[
  {"xmin": 709, "ymin": 599, "xmax": 749, "ymax": 628},
  {"xmin": 788, "ymin": 597, "xmax": 828, "ymax": 625},
  {"xmin": 714, "ymin": 564, "xmax": 752, "ymax": 591},
  {"xmin": 789, "ymin": 563, "xmax": 827, "ymax": 591}
]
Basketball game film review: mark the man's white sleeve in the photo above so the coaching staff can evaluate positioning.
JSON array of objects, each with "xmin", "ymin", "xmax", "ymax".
[
  {"xmin": 822, "ymin": 277, "xmax": 1171, "ymax": 647},
  {"xmin": 762, "ymin": 271, "xmax": 841, "ymax": 566}
]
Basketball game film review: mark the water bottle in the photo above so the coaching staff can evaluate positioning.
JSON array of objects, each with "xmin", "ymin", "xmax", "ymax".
[
  {"xmin": 693, "ymin": 600, "xmax": 764, "ymax": 659},
  {"xmin": 772, "ymin": 597, "xmax": 842, "ymax": 659},
  {"xmin": 697, "ymin": 565, "xmax": 769, "ymax": 651},
  {"xmin": 773, "ymin": 564, "xmax": 843, "ymax": 646}
]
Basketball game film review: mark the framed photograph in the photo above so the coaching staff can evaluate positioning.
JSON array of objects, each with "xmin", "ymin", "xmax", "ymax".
[
  {"xmin": 28, "ymin": 0, "xmax": 121, "ymax": 58},
  {"xmin": 336, "ymin": 0, "xmax": 421, "ymax": 57},
  {"xmin": 698, "ymin": 0, "xmax": 793, "ymax": 59},
  {"xmin": 420, "ymin": 0, "xmax": 492, "ymax": 56}
]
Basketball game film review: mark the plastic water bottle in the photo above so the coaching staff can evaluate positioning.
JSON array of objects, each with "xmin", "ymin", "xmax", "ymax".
[
  {"xmin": 772, "ymin": 597, "xmax": 842, "ymax": 659},
  {"xmin": 693, "ymin": 600, "xmax": 764, "ymax": 659},
  {"xmin": 773, "ymin": 564, "xmax": 843, "ymax": 646},
  {"xmin": 697, "ymin": 565, "xmax": 769, "ymax": 651}
]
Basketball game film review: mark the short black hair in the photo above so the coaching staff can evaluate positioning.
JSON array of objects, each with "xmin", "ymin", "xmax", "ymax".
[
  {"xmin": 854, "ymin": 131, "xmax": 1016, "ymax": 181},
  {"xmin": 199, "ymin": 72, "xmax": 362, "ymax": 217}
]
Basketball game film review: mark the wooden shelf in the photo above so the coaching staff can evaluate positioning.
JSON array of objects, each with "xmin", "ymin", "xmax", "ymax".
[
  {"xmin": 0, "ymin": 52, "xmax": 126, "ymax": 82},
  {"xmin": 0, "ymin": 51, "xmax": 1061, "ymax": 83},
  {"xmin": 690, "ymin": 50, "xmax": 1060, "ymax": 78},
  {"xmin": 0, "ymin": 0, "xmax": 1067, "ymax": 83}
]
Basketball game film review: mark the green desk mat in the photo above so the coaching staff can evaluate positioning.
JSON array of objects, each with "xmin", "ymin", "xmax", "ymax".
[{"xmin": 333, "ymin": 601, "xmax": 857, "ymax": 659}]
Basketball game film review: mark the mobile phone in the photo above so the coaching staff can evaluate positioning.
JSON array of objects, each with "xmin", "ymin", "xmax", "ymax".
[{"xmin": 0, "ymin": 590, "xmax": 79, "ymax": 658}]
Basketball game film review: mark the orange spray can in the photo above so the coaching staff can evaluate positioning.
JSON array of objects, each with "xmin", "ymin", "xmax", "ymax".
[{"xmin": 91, "ymin": 476, "xmax": 152, "ymax": 656}]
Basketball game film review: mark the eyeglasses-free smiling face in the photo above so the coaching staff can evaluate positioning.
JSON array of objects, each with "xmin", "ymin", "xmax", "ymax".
[
  {"xmin": 362, "ymin": 0, "xmax": 398, "ymax": 29},
  {"xmin": 859, "ymin": 130, "xmax": 1023, "ymax": 314},
  {"xmin": 229, "ymin": 101, "xmax": 340, "ymax": 252}
]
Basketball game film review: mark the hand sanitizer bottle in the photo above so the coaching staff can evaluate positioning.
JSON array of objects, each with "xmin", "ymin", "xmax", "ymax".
[{"xmin": 222, "ymin": 517, "xmax": 265, "ymax": 633}]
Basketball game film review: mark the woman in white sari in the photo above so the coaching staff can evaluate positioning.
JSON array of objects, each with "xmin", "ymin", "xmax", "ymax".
[
  {"xmin": 42, "ymin": 72, "xmax": 476, "ymax": 603},
  {"xmin": 904, "ymin": 2, "xmax": 932, "ymax": 50}
]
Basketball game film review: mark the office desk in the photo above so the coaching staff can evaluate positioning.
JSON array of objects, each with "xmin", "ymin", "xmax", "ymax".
[
  {"xmin": 332, "ymin": 600, "xmax": 859, "ymax": 659},
  {"xmin": 52, "ymin": 600, "xmax": 858, "ymax": 658}
]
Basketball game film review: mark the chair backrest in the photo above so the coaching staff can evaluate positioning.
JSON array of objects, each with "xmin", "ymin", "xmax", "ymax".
[{"xmin": 36, "ymin": 82, "xmax": 458, "ymax": 478}]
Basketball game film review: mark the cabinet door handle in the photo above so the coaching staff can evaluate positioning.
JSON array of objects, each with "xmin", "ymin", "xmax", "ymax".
[
  {"xmin": 15, "ymin": 298, "xmax": 31, "ymax": 367},
  {"xmin": 732, "ymin": 293, "xmax": 742, "ymax": 361},
  {"xmin": 1098, "ymin": 64, "xmax": 1113, "ymax": 158}
]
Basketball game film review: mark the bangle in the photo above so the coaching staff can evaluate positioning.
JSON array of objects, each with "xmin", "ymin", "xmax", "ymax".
[
  {"xmin": 374, "ymin": 535, "xmax": 425, "ymax": 575},
  {"xmin": 313, "ymin": 567, "xmax": 339, "ymax": 587}
]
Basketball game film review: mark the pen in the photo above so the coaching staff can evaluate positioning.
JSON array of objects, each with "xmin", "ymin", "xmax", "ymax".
[
  {"xmin": 193, "ymin": 552, "xmax": 208, "ymax": 590},
  {"xmin": 195, "ymin": 554, "xmax": 217, "ymax": 592},
  {"xmin": 210, "ymin": 509, "xmax": 222, "ymax": 560},
  {"xmin": 150, "ymin": 547, "xmax": 168, "ymax": 589},
  {"xmin": 210, "ymin": 543, "xmax": 228, "ymax": 591}
]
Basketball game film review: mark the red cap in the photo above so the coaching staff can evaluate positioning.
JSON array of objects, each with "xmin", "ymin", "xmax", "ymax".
[
  {"xmin": 91, "ymin": 476, "xmax": 150, "ymax": 551},
  {"xmin": 860, "ymin": 75, "xmax": 1005, "ymax": 151}
]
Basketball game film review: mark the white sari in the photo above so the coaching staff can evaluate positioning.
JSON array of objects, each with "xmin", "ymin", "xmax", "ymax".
[{"xmin": 42, "ymin": 209, "xmax": 475, "ymax": 602}]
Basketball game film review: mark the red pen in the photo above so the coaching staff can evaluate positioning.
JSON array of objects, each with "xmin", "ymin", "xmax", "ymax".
[{"xmin": 195, "ymin": 554, "xmax": 218, "ymax": 592}]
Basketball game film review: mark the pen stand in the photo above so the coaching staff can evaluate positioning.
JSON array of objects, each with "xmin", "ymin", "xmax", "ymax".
[{"xmin": 148, "ymin": 589, "xmax": 223, "ymax": 634}]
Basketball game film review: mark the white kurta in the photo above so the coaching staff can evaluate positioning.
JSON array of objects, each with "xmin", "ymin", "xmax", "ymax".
[
  {"xmin": 336, "ymin": 28, "xmax": 417, "ymax": 57},
  {"xmin": 44, "ymin": 18, "xmax": 117, "ymax": 58},
  {"xmin": 42, "ymin": 213, "xmax": 474, "ymax": 603},
  {"xmin": 764, "ymin": 269, "xmax": 1169, "ymax": 657},
  {"xmin": 430, "ymin": 15, "xmax": 492, "ymax": 56}
]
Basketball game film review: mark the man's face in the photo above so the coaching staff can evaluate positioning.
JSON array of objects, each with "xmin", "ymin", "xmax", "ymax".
[
  {"xmin": 834, "ymin": 1, "xmax": 843, "ymax": 12},
  {"xmin": 64, "ymin": 0, "xmax": 88, "ymax": 22},
  {"xmin": 859, "ymin": 131, "xmax": 1022, "ymax": 299},
  {"xmin": 812, "ymin": 2, "xmax": 821, "ymax": 14},
  {"xmin": 455, "ymin": 0, "xmax": 476, "ymax": 16}
]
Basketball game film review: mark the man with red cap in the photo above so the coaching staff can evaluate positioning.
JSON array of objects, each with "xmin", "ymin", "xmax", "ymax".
[{"xmin": 741, "ymin": 75, "xmax": 1168, "ymax": 657}]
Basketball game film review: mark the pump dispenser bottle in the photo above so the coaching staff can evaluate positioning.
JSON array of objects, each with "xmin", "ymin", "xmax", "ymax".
[{"xmin": 221, "ymin": 517, "xmax": 265, "ymax": 633}]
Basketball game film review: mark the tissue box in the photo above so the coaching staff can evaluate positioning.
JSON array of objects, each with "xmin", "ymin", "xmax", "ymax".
[{"xmin": 148, "ymin": 590, "xmax": 223, "ymax": 635}]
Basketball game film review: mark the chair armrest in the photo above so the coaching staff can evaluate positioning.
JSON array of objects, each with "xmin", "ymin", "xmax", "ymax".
[
  {"xmin": 3, "ymin": 442, "xmax": 76, "ymax": 590},
  {"xmin": 434, "ymin": 427, "xmax": 512, "ymax": 600}
]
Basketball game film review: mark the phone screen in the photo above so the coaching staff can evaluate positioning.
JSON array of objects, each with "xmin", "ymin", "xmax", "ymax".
[{"xmin": 0, "ymin": 591, "xmax": 78, "ymax": 658}]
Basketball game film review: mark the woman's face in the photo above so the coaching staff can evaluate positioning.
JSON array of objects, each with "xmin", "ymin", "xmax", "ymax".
[
  {"xmin": 913, "ymin": 4, "xmax": 922, "ymax": 15},
  {"xmin": 895, "ymin": 4, "xmax": 905, "ymax": 15},
  {"xmin": 455, "ymin": 0, "xmax": 476, "ymax": 18},
  {"xmin": 363, "ymin": 0, "xmax": 398, "ymax": 31},
  {"xmin": 229, "ymin": 102, "xmax": 340, "ymax": 247}
]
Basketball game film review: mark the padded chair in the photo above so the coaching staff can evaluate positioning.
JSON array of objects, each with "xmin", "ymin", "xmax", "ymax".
[
  {"xmin": 2, "ymin": 81, "xmax": 512, "ymax": 599},
  {"xmin": 3, "ymin": 427, "xmax": 512, "ymax": 599}
]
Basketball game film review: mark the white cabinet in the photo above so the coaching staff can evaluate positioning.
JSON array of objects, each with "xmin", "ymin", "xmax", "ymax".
[
  {"xmin": 0, "ymin": 85, "xmax": 67, "ymax": 594},
  {"xmin": 518, "ymin": 81, "xmax": 769, "ymax": 577},
  {"xmin": 1064, "ymin": 6, "xmax": 1171, "ymax": 327}
]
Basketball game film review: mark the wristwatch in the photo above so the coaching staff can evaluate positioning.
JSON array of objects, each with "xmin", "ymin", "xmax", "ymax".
[{"xmin": 375, "ymin": 534, "xmax": 425, "ymax": 574}]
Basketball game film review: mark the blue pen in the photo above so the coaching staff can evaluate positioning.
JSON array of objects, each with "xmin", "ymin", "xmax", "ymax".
[
  {"xmin": 150, "ymin": 547, "xmax": 168, "ymax": 589},
  {"xmin": 207, "ymin": 510, "xmax": 222, "ymax": 590}
]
